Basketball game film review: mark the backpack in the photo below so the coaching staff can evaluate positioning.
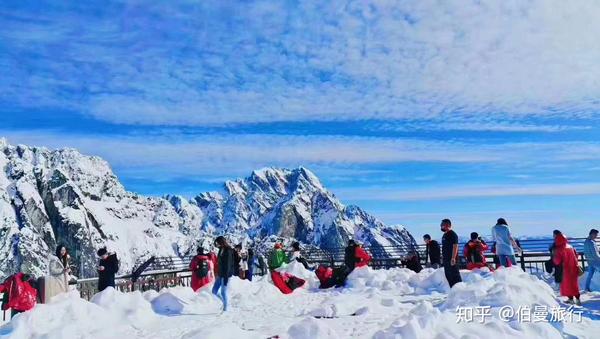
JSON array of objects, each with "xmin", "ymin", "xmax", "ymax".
[{"xmin": 196, "ymin": 257, "xmax": 210, "ymax": 279}]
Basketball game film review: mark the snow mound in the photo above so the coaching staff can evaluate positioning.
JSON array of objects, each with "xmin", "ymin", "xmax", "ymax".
[
  {"xmin": 150, "ymin": 286, "xmax": 221, "ymax": 315},
  {"xmin": 0, "ymin": 291, "xmax": 149, "ymax": 338},
  {"xmin": 90, "ymin": 287, "xmax": 156, "ymax": 325},
  {"xmin": 1, "ymin": 267, "xmax": 597, "ymax": 338},
  {"xmin": 287, "ymin": 317, "xmax": 339, "ymax": 339}
]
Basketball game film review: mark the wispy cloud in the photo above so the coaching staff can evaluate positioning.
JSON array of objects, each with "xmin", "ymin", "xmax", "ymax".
[
  {"xmin": 337, "ymin": 183, "xmax": 600, "ymax": 202},
  {"xmin": 3, "ymin": 129, "xmax": 600, "ymax": 182},
  {"xmin": 2, "ymin": 1, "xmax": 600, "ymax": 127}
]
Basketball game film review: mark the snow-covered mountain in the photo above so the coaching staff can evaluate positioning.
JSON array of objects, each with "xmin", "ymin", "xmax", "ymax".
[{"xmin": 0, "ymin": 138, "xmax": 416, "ymax": 278}]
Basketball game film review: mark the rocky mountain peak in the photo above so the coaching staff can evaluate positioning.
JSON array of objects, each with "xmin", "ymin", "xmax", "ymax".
[{"xmin": 0, "ymin": 140, "xmax": 417, "ymax": 279}]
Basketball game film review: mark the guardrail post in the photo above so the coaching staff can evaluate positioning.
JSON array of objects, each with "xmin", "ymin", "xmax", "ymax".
[{"xmin": 520, "ymin": 254, "xmax": 526, "ymax": 271}]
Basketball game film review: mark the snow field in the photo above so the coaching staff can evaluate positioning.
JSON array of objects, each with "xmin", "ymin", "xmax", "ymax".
[{"xmin": 1, "ymin": 264, "xmax": 599, "ymax": 339}]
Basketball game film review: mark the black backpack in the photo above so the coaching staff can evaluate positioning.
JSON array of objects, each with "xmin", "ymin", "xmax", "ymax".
[{"xmin": 196, "ymin": 258, "xmax": 210, "ymax": 278}]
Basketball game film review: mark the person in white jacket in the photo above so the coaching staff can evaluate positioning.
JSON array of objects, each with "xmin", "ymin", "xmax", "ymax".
[{"xmin": 44, "ymin": 244, "xmax": 71, "ymax": 303}]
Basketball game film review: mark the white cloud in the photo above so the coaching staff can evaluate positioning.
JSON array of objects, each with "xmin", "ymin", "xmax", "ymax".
[
  {"xmin": 2, "ymin": 129, "xmax": 600, "ymax": 181},
  {"xmin": 336, "ymin": 182, "xmax": 600, "ymax": 202},
  {"xmin": 2, "ymin": 1, "xmax": 600, "ymax": 126}
]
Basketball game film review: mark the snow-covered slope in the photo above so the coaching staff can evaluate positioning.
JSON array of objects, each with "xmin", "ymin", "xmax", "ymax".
[{"xmin": 0, "ymin": 138, "xmax": 416, "ymax": 278}]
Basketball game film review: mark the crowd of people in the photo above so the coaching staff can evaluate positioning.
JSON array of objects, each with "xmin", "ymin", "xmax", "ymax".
[
  {"xmin": 185, "ymin": 237, "xmax": 373, "ymax": 311},
  {"xmin": 421, "ymin": 218, "xmax": 600, "ymax": 306},
  {"xmin": 1, "ymin": 218, "xmax": 599, "ymax": 316}
]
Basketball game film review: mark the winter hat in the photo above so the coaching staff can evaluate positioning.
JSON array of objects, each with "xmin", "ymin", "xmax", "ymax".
[{"xmin": 97, "ymin": 247, "xmax": 108, "ymax": 257}]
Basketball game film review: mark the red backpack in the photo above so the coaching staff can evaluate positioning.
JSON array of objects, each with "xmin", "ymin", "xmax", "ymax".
[{"xmin": 0, "ymin": 273, "xmax": 37, "ymax": 312}]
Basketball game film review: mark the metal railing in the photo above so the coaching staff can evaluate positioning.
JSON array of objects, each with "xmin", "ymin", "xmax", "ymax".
[{"xmin": 72, "ymin": 237, "xmax": 594, "ymax": 300}]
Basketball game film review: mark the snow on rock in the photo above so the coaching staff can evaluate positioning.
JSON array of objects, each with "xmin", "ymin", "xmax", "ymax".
[{"xmin": 0, "ymin": 140, "xmax": 417, "ymax": 278}]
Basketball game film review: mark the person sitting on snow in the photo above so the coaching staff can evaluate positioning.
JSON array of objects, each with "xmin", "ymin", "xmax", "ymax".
[
  {"xmin": 463, "ymin": 232, "xmax": 490, "ymax": 270},
  {"xmin": 269, "ymin": 243, "xmax": 305, "ymax": 294},
  {"xmin": 402, "ymin": 250, "xmax": 423, "ymax": 273}
]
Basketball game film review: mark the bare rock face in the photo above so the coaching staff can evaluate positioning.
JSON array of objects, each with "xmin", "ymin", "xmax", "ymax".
[{"xmin": 0, "ymin": 139, "xmax": 417, "ymax": 278}]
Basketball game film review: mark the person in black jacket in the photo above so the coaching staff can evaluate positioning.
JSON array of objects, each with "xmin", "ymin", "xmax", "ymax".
[
  {"xmin": 403, "ymin": 251, "xmax": 423, "ymax": 273},
  {"xmin": 97, "ymin": 247, "xmax": 119, "ymax": 292},
  {"xmin": 423, "ymin": 234, "xmax": 441, "ymax": 268},
  {"xmin": 441, "ymin": 219, "xmax": 462, "ymax": 287},
  {"xmin": 548, "ymin": 230, "xmax": 563, "ymax": 284},
  {"xmin": 344, "ymin": 240, "xmax": 358, "ymax": 273},
  {"xmin": 212, "ymin": 236, "xmax": 234, "ymax": 312}
]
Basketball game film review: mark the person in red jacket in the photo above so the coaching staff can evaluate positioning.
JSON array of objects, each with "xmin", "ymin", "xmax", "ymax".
[
  {"xmin": 0, "ymin": 273, "xmax": 37, "ymax": 318},
  {"xmin": 189, "ymin": 246, "xmax": 214, "ymax": 292},
  {"xmin": 464, "ymin": 232, "xmax": 490, "ymax": 270},
  {"xmin": 552, "ymin": 233, "xmax": 581, "ymax": 305},
  {"xmin": 355, "ymin": 244, "xmax": 371, "ymax": 268}
]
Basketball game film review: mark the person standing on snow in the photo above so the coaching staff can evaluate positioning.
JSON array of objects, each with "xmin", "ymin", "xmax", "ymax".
[
  {"xmin": 344, "ymin": 240, "xmax": 372, "ymax": 274},
  {"xmin": 44, "ymin": 244, "xmax": 71, "ymax": 303},
  {"xmin": 289, "ymin": 241, "xmax": 310, "ymax": 269},
  {"xmin": 584, "ymin": 228, "xmax": 600, "ymax": 292},
  {"xmin": 491, "ymin": 218, "xmax": 522, "ymax": 267},
  {"xmin": 212, "ymin": 236, "xmax": 234, "ymax": 311},
  {"xmin": 246, "ymin": 248, "xmax": 255, "ymax": 281},
  {"xmin": 441, "ymin": 219, "xmax": 462, "ymax": 287},
  {"xmin": 233, "ymin": 244, "xmax": 243, "ymax": 279},
  {"xmin": 552, "ymin": 233, "xmax": 582, "ymax": 305},
  {"xmin": 548, "ymin": 230, "xmax": 564, "ymax": 285},
  {"xmin": 189, "ymin": 246, "xmax": 214, "ymax": 291},
  {"xmin": 239, "ymin": 249, "xmax": 249, "ymax": 280},
  {"xmin": 344, "ymin": 240, "xmax": 359, "ymax": 273},
  {"xmin": 463, "ymin": 232, "xmax": 490, "ymax": 270},
  {"xmin": 423, "ymin": 234, "xmax": 441, "ymax": 268},
  {"xmin": 97, "ymin": 247, "xmax": 119, "ymax": 292}
]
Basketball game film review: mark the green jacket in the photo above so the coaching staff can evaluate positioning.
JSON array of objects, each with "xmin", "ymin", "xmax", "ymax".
[{"xmin": 269, "ymin": 249, "xmax": 288, "ymax": 270}]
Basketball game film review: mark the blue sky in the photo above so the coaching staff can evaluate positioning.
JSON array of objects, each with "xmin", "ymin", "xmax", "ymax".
[{"xmin": 2, "ymin": 0, "xmax": 600, "ymax": 239}]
